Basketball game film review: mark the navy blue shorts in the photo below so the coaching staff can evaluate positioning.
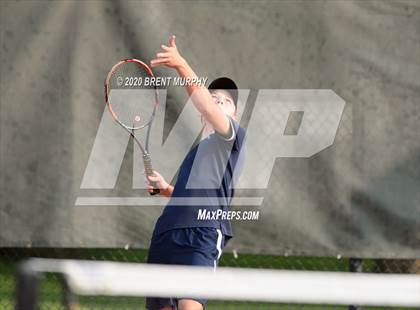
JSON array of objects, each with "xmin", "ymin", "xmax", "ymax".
[{"xmin": 145, "ymin": 227, "xmax": 226, "ymax": 310}]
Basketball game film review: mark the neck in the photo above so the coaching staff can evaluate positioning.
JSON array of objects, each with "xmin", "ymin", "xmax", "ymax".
[{"xmin": 201, "ymin": 123, "xmax": 214, "ymax": 140}]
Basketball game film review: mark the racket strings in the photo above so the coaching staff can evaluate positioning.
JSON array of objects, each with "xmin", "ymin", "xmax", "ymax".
[{"xmin": 107, "ymin": 61, "xmax": 157, "ymax": 129}]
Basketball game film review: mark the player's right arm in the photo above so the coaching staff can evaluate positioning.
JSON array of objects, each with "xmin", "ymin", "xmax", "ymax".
[
  {"xmin": 150, "ymin": 35, "xmax": 232, "ymax": 137},
  {"xmin": 146, "ymin": 171, "xmax": 173, "ymax": 197}
]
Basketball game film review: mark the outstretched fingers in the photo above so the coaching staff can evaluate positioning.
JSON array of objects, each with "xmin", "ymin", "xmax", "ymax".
[
  {"xmin": 170, "ymin": 34, "xmax": 176, "ymax": 47},
  {"xmin": 150, "ymin": 58, "xmax": 170, "ymax": 67},
  {"xmin": 156, "ymin": 52, "xmax": 171, "ymax": 58}
]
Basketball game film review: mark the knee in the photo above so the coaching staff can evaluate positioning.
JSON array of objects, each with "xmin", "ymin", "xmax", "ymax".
[{"xmin": 177, "ymin": 299, "xmax": 204, "ymax": 310}]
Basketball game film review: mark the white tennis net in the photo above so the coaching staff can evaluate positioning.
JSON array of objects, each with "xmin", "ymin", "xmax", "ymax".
[{"xmin": 17, "ymin": 258, "xmax": 420, "ymax": 308}]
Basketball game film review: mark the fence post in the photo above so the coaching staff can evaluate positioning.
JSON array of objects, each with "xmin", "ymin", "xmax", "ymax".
[
  {"xmin": 15, "ymin": 261, "xmax": 40, "ymax": 310},
  {"xmin": 348, "ymin": 258, "xmax": 363, "ymax": 310}
]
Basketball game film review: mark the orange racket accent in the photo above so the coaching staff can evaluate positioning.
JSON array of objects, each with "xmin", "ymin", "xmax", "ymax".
[
  {"xmin": 104, "ymin": 59, "xmax": 159, "ymax": 129},
  {"xmin": 104, "ymin": 58, "xmax": 160, "ymax": 195}
]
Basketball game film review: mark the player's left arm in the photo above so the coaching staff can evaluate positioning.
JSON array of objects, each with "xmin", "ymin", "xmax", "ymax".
[
  {"xmin": 146, "ymin": 171, "xmax": 173, "ymax": 197},
  {"xmin": 150, "ymin": 35, "xmax": 231, "ymax": 137}
]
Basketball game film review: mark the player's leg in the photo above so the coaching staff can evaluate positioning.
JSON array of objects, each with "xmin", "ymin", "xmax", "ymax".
[
  {"xmin": 177, "ymin": 299, "xmax": 203, "ymax": 310},
  {"xmin": 170, "ymin": 227, "xmax": 225, "ymax": 309},
  {"xmin": 146, "ymin": 298, "xmax": 175, "ymax": 310},
  {"xmin": 146, "ymin": 231, "xmax": 177, "ymax": 310},
  {"xmin": 146, "ymin": 227, "xmax": 224, "ymax": 309}
]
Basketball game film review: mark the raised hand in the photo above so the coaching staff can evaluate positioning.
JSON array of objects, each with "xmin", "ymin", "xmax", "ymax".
[{"xmin": 150, "ymin": 34, "xmax": 186, "ymax": 69}]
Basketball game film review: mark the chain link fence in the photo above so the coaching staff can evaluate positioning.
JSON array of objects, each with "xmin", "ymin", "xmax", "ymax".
[{"xmin": 1, "ymin": 248, "xmax": 418, "ymax": 309}]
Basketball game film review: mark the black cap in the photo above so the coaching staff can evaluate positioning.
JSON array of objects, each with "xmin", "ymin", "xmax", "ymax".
[{"xmin": 208, "ymin": 77, "xmax": 238, "ymax": 107}]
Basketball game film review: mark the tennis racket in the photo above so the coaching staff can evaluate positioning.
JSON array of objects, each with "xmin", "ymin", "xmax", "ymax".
[{"xmin": 105, "ymin": 59, "xmax": 160, "ymax": 195}]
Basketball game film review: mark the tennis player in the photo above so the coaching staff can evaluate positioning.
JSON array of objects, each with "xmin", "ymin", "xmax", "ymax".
[{"xmin": 145, "ymin": 35, "xmax": 245, "ymax": 310}]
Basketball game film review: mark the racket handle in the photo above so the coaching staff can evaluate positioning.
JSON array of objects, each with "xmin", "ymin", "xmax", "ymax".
[{"xmin": 143, "ymin": 154, "xmax": 160, "ymax": 195}]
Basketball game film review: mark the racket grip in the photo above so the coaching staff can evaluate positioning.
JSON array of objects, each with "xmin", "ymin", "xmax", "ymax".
[{"xmin": 143, "ymin": 154, "xmax": 160, "ymax": 195}]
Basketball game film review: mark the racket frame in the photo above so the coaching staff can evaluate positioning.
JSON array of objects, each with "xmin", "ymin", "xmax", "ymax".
[{"xmin": 104, "ymin": 58, "xmax": 160, "ymax": 195}]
